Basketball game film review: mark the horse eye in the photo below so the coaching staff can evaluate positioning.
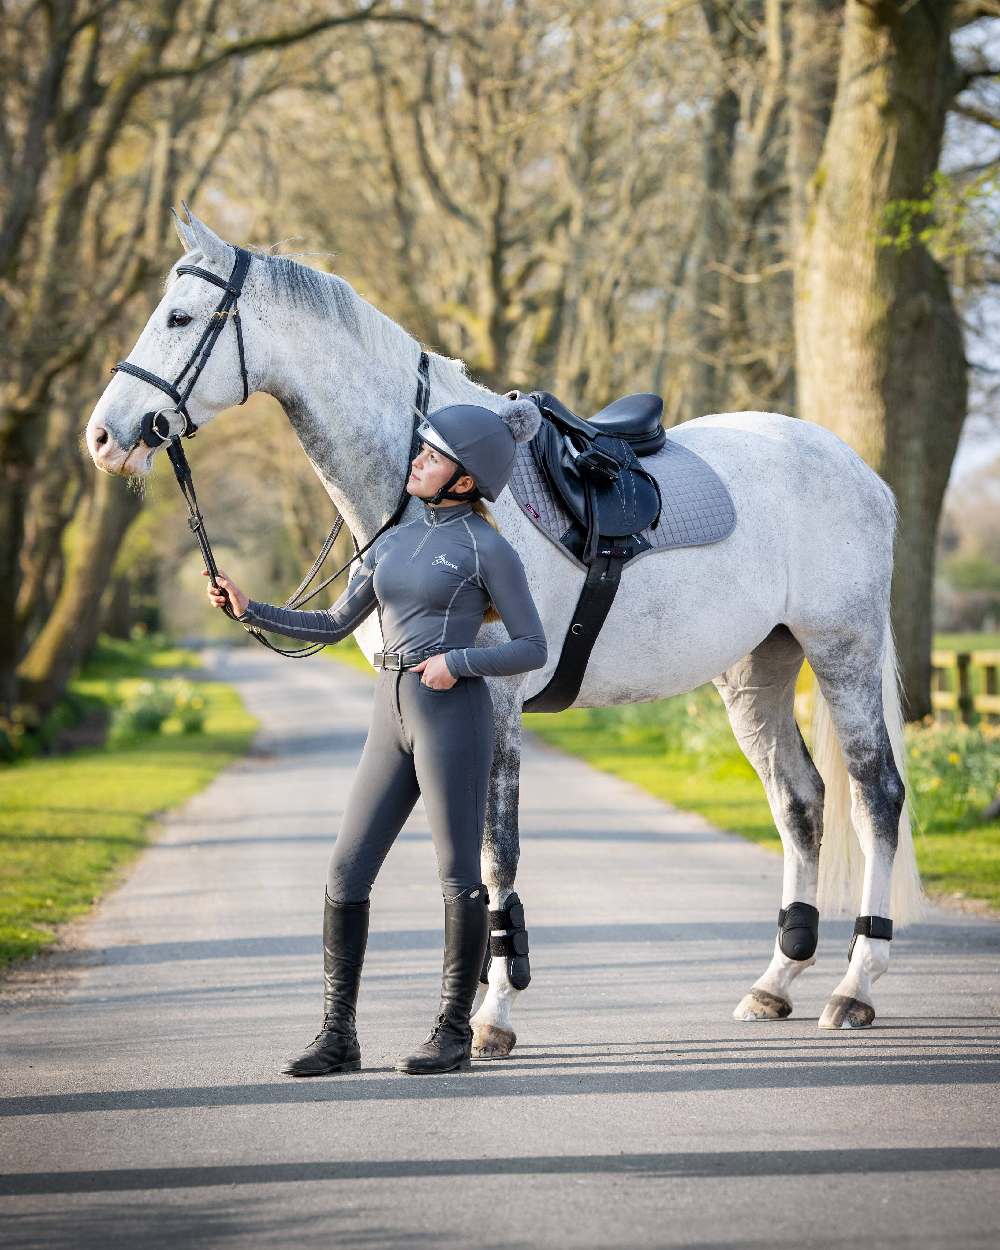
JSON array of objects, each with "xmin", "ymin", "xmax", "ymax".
[{"xmin": 167, "ymin": 309, "xmax": 192, "ymax": 328}]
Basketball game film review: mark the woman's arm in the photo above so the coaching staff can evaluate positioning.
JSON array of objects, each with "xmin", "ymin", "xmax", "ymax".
[
  {"xmin": 239, "ymin": 550, "xmax": 378, "ymax": 645},
  {"xmin": 443, "ymin": 535, "xmax": 547, "ymax": 679}
]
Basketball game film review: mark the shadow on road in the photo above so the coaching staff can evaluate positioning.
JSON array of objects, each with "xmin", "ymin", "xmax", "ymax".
[{"xmin": 3, "ymin": 1146, "xmax": 999, "ymax": 1196}]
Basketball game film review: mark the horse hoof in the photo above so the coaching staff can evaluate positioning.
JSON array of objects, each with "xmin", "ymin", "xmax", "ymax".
[
  {"xmin": 733, "ymin": 988, "xmax": 793, "ymax": 1021},
  {"xmin": 818, "ymin": 994, "xmax": 875, "ymax": 1030},
  {"xmin": 472, "ymin": 1024, "xmax": 517, "ymax": 1059}
]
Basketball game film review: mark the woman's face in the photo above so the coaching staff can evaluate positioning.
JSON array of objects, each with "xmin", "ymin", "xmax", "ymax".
[{"xmin": 407, "ymin": 440, "xmax": 476, "ymax": 501}]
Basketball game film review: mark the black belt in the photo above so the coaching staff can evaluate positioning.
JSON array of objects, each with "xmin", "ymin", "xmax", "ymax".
[{"xmin": 373, "ymin": 649, "xmax": 434, "ymax": 670}]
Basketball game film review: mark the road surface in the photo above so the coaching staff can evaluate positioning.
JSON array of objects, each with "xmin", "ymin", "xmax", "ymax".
[{"xmin": 2, "ymin": 647, "xmax": 998, "ymax": 1249}]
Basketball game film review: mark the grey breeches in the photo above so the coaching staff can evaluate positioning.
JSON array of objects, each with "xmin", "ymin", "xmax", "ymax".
[{"xmin": 327, "ymin": 668, "xmax": 496, "ymax": 903}]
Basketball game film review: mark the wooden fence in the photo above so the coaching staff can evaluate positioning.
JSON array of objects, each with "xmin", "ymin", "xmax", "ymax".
[{"xmin": 931, "ymin": 650, "xmax": 1000, "ymax": 724}]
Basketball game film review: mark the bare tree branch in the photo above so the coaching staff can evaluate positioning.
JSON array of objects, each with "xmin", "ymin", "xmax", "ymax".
[
  {"xmin": 141, "ymin": 6, "xmax": 446, "ymax": 84},
  {"xmin": 952, "ymin": 100, "xmax": 1000, "ymax": 130}
]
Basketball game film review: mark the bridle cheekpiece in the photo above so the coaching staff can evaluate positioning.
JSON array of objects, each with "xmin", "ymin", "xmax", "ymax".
[{"xmin": 111, "ymin": 244, "xmax": 252, "ymax": 449}]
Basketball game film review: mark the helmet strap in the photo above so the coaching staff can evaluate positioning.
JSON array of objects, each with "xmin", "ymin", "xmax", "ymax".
[{"xmin": 426, "ymin": 462, "xmax": 478, "ymax": 505}]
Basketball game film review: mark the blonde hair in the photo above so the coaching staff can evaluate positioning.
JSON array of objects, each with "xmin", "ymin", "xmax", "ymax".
[{"xmin": 470, "ymin": 499, "xmax": 501, "ymax": 623}]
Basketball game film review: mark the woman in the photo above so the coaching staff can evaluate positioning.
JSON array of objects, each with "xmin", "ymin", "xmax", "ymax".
[{"xmin": 206, "ymin": 396, "xmax": 546, "ymax": 1076}]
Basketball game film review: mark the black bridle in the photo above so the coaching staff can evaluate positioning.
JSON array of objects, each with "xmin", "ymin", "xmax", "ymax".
[
  {"xmin": 113, "ymin": 245, "xmax": 252, "ymax": 450},
  {"xmin": 111, "ymin": 244, "xmax": 432, "ymax": 658}
]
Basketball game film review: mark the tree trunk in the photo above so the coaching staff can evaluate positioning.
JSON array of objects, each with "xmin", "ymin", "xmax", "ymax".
[
  {"xmin": 101, "ymin": 575, "xmax": 134, "ymax": 640},
  {"xmin": 792, "ymin": 0, "xmax": 966, "ymax": 720},
  {"xmin": 15, "ymin": 403, "xmax": 85, "ymax": 641},
  {"xmin": 17, "ymin": 472, "xmax": 144, "ymax": 715},
  {"xmin": 0, "ymin": 398, "xmax": 47, "ymax": 712},
  {"xmin": 687, "ymin": 3, "xmax": 741, "ymax": 419},
  {"xmin": 787, "ymin": 0, "xmax": 842, "ymax": 251}
]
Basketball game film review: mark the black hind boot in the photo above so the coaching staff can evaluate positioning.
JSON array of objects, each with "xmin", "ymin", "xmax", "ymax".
[
  {"xmin": 395, "ymin": 884, "xmax": 489, "ymax": 1075},
  {"xmin": 283, "ymin": 890, "xmax": 368, "ymax": 1077}
]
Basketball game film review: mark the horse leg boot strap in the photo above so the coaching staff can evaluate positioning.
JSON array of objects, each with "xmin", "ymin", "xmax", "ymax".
[
  {"xmin": 283, "ymin": 891, "xmax": 369, "ymax": 1077},
  {"xmin": 479, "ymin": 891, "xmax": 531, "ymax": 989},
  {"xmin": 395, "ymin": 884, "xmax": 489, "ymax": 1074},
  {"xmin": 848, "ymin": 914, "xmax": 893, "ymax": 964}
]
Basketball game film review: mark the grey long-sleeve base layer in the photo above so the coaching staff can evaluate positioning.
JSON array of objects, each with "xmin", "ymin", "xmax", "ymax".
[
  {"xmin": 237, "ymin": 499, "xmax": 547, "ymax": 679},
  {"xmin": 234, "ymin": 498, "xmax": 544, "ymax": 901}
]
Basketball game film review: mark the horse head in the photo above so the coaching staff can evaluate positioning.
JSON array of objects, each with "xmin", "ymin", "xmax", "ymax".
[{"xmin": 86, "ymin": 207, "xmax": 270, "ymax": 476}]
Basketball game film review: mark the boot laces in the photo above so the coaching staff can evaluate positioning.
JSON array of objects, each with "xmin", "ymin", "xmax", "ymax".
[
  {"xmin": 425, "ymin": 1009, "xmax": 463, "ymax": 1042},
  {"xmin": 426, "ymin": 1010, "xmax": 448, "ymax": 1040},
  {"xmin": 317, "ymin": 1010, "xmax": 353, "ymax": 1039}
]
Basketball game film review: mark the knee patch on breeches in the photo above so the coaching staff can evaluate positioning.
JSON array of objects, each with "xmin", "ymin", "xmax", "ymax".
[
  {"xmin": 777, "ymin": 901, "xmax": 819, "ymax": 961},
  {"xmin": 479, "ymin": 892, "xmax": 531, "ymax": 990}
]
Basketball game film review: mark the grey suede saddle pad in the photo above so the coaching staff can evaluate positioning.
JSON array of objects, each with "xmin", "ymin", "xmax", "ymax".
[{"xmin": 507, "ymin": 429, "xmax": 737, "ymax": 571}]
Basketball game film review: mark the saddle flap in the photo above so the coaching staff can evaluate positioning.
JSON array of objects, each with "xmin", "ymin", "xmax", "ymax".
[{"xmin": 531, "ymin": 419, "xmax": 660, "ymax": 536}]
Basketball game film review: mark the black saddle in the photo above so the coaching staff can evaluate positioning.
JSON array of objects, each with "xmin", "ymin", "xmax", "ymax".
[
  {"xmin": 537, "ymin": 390, "xmax": 668, "ymax": 453},
  {"xmin": 517, "ymin": 389, "xmax": 667, "ymax": 713},
  {"xmin": 528, "ymin": 391, "xmax": 665, "ymax": 558}
]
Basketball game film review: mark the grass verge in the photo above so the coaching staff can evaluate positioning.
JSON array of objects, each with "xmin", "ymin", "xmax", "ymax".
[
  {"xmin": 0, "ymin": 637, "xmax": 257, "ymax": 970},
  {"xmin": 525, "ymin": 687, "xmax": 1000, "ymax": 913}
]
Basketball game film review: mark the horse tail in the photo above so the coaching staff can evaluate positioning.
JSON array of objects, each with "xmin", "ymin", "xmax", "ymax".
[{"xmin": 812, "ymin": 618, "xmax": 924, "ymax": 927}]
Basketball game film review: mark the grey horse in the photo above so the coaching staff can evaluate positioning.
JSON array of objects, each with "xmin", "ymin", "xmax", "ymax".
[{"xmin": 85, "ymin": 211, "xmax": 923, "ymax": 1057}]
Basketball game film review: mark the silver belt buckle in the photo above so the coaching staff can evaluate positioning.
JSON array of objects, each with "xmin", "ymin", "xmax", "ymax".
[{"xmin": 386, "ymin": 652, "xmax": 402, "ymax": 670}]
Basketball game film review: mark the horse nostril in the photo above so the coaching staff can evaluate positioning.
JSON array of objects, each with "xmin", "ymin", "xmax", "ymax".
[{"xmin": 94, "ymin": 425, "xmax": 109, "ymax": 449}]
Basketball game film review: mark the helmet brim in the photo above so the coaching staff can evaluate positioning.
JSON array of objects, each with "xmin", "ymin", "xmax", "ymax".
[{"xmin": 416, "ymin": 420, "xmax": 461, "ymax": 464}]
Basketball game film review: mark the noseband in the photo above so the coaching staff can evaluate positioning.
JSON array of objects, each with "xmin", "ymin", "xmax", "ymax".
[
  {"xmin": 108, "ymin": 246, "xmax": 431, "ymax": 657},
  {"xmin": 112, "ymin": 245, "xmax": 252, "ymax": 449}
]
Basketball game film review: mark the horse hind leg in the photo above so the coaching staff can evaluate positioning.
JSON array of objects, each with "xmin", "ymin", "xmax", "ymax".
[
  {"xmin": 801, "ymin": 625, "xmax": 907, "ymax": 1030},
  {"xmin": 712, "ymin": 625, "xmax": 825, "ymax": 1022}
]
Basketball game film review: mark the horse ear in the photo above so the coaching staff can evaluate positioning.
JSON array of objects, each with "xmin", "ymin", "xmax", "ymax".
[
  {"xmin": 171, "ymin": 206, "xmax": 195, "ymax": 252},
  {"xmin": 181, "ymin": 201, "xmax": 231, "ymax": 270}
]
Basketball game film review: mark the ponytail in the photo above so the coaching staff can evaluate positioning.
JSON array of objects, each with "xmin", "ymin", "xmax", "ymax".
[{"xmin": 470, "ymin": 499, "xmax": 501, "ymax": 623}]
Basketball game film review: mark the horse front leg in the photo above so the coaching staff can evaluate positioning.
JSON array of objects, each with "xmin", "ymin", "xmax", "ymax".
[{"xmin": 472, "ymin": 679, "xmax": 528, "ymax": 1059}]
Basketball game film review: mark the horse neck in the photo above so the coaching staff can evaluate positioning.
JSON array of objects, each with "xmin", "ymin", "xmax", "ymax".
[{"xmin": 266, "ymin": 316, "xmax": 498, "ymax": 546}]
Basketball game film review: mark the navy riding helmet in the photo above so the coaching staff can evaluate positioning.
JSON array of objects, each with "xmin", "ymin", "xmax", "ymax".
[{"xmin": 417, "ymin": 395, "xmax": 541, "ymax": 503}]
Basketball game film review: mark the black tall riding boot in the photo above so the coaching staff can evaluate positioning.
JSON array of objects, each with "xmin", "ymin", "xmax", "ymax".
[
  {"xmin": 395, "ymin": 884, "xmax": 489, "ymax": 1075},
  {"xmin": 283, "ymin": 890, "xmax": 369, "ymax": 1077}
]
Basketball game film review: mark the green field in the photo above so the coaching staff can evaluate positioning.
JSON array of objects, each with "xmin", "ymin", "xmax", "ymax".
[
  {"xmin": 934, "ymin": 632, "xmax": 1000, "ymax": 651},
  {"xmin": 0, "ymin": 638, "xmax": 257, "ymax": 969},
  {"xmin": 322, "ymin": 636, "xmax": 377, "ymax": 676}
]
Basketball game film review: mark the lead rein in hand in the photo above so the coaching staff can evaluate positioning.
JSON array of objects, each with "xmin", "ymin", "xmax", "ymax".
[{"xmin": 171, "ymin": 350, "xmax": 431, "ymax": 659}]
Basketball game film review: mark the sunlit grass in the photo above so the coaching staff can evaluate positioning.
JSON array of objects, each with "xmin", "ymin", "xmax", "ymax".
[{"xmin": 0, "ymin": 638, "xmax": 256, "ymax": 968}]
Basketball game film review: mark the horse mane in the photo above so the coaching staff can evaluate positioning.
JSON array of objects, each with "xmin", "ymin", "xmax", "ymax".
[
  {"xmin": 256, "ymin": 249, "xmax": 496, "ymax": 404},
  {"xmin": 168, "ymin": 242, "xmax": 497, "ymax": 406}
]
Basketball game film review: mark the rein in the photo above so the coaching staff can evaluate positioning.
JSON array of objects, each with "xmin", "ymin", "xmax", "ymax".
[{"xmin": 112, "ymin": 243, "xmax": 432, "ymax": 658}]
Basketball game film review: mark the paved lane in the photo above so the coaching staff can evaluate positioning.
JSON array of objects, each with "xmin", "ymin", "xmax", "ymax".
[{"xmin": 2, "ymin": 647, "xmax": 998, "ymax": 1249}]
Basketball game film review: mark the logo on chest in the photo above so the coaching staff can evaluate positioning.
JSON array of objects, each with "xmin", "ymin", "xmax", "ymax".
[{"xmin": 431, "ymin": 553, "xmax": 459, "ymax": 571}]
